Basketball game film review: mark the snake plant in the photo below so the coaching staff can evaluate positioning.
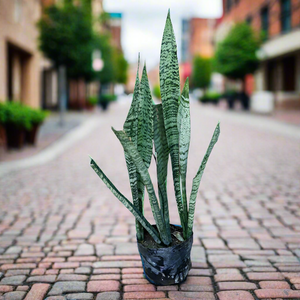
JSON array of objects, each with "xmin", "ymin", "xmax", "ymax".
[{"xmin": 90, "ymin": 10, "xmax": 220, "ymax": 246}]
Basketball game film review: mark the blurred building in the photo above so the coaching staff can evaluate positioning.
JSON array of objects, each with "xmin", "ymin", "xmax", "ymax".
[
  {"xmin": 180, "ymin": 18, "xmax": 216, "ymax": 87},
  {"xmin": 216, "ymin": 0, "xmax": 300, "ymax": 109},
  {"xmin": 108, "ymin": 12, "xmax": 123, "ymax": 52},
  {"xmin": 0, "ymin": 0, "xmax": 42, "ymax": 108},
  {"xmin": 181, "ymin": 18, "xmax": 215, "ymax": 63}
]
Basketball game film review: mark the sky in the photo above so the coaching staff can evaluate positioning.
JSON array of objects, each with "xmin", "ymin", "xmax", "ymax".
[{"xmin": 103, "ymin": 0, "xmax": 223, "ymax": 70}]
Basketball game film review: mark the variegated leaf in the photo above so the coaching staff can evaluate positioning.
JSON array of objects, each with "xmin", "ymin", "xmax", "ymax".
[
  {"xmin": 123, "ymin": 54, "xmax": 143, "ymax": 240},
  {"xmin": 153, "ymin": 104, "xmax": 170, "ymax": 239},
  {"xmin": 177, "ymin": 78, "xmax": 190, "ymax": 226},
  {"xmin": 138, "ymin": 64, "xmax": 153, "ymax": 169},
  {"xmin": 112, "ymin": 128, "xmax": 172, "ymax": 246},
  {"xmin": 159, "ymin": 10, "xmax": 186, "ymax": 237},
  {"xmin": 136, "ymin": 64, "xmax": 154, "ymax": 231},
  {"xmin": 90, "ymin": 157, "xmax": 161, "ymax": 244},
  {"xmin": 187, "ymin": 123, "xmax": 220, "ymax": 238}
]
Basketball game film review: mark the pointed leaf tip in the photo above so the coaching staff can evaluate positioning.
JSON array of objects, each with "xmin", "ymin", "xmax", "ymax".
[{"xmin": 168, "ymin": 8, "xmax": 170, "ymax": 17}]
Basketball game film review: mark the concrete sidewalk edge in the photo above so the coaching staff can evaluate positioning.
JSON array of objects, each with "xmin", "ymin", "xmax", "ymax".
[{"xmin": 0, "ymin": 117, "xmax": 102, "ymax": 177}]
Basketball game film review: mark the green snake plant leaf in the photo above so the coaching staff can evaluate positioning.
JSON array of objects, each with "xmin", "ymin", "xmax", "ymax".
[
  {"xmin": 187, "ymin": 123, "xmax": 220, "ymax": 238},
  {"xmin": 123, "ymin": 54, "xmax": 143, "ymax": 240},
  {"xmin": 90, "ymin": 157, "xmax": 162, "ymax": 244},
  {"xmin": 153, "ymin": 104, "xmax": 171, "ymax": 239},
  {"xmin": 135, "ymin": 64, "xmax": 154, "ymax": 233},
  {"xmin": 112, "ymin": 128, "xmax": 172, "ymax": 246},
  {"xmin": 177, "ymin": 78, "xmax": 191, "ymax": 229},
  {"xmin": 159, "ymin": 10, "xmax": 186, "ymax": 237},
  {"xmin": 138, "ymin": 64, "xmax": 153, "ymax": 170}
]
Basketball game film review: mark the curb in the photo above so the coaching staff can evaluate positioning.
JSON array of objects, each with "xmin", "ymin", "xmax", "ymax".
[{"xmin": 0, "ymin": 117, "xmax": 102, "ymax": 177}]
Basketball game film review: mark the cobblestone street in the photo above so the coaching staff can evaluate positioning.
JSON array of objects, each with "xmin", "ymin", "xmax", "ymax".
[{"xmin": 0, "ymin": 100, "xmax": 300, "ymax": 300}]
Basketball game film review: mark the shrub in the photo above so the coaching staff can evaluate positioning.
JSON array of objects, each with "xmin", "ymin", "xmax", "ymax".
[
  {"xmin": 0, "ymin": 102, "xmax": 48, "ymax": 129},
  {"xmin": 200, "ymin": 92, "xmax": 221, "ymax": 104},
  {"xmin": 100, "ymin": 94, "xmax": 117, "ymax": 103},
  {"xmin": 192, "ymin": 56, "xmax": 212, "ymax": 90},
  {"xmin": 0, "ymin": 102, "xmax": 32, "ymax": 130},
  {"xmin": 87, "ymin": 96, "xmax": 98, "ymax": 106},
  {"xmin": 28, "ymin": 108, "xmax": 48, "ymax": 125}
]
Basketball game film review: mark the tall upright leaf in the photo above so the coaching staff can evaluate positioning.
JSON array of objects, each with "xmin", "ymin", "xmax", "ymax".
[
  {"xmin": 187, "ymin": 123, "xmax": 220, "ymax": 238},
  {"xmin": 90, "ymin": 158, "xmax": 162, "ymax": 244},
  {"xmin": 153, "ymin": 104, "xmax": 170, "ymax": 239},
  {"xmin": 112, "ymin": 128, "xmax": 172, "ymax": 246},
  {"xmin": 123, "ymin": 54, "xmax": 143, "ymax": 240},
  {"xmin": 177, "ymin": 78, "xmax": 191, "ymax": 227},
  {"xmin": 138, "ymin": 64, "xmax": 153, "ymax": 169},
  {"xmin": 136, "ymin": 64, "xmax": 154, "ymax": 232},
  {"xmin": 159, "ymin": 10, "xmax": 186, "ymax": 236}
]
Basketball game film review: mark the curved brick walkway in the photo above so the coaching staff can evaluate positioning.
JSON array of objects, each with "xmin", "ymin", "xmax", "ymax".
[{"xmin": 0, "ymin": 100, "xmax": 300, "ymax": 300}]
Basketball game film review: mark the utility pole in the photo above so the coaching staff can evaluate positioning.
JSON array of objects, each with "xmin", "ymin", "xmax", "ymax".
[{"xmin": 58, "ymin": 65, "xmax": 67, "ymax": 127}]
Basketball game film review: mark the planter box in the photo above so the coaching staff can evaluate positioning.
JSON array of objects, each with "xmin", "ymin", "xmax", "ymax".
[
  {"xmin": 5, "ymin": 124, "xmax": 25, "ymax": 149},
  {"xmin": 25, "ymin": 124, "xmax": 40, "ymax": 145},
  {"xmin": 250, "ymin": 91, "xmax": 274, "ymax": 114}
]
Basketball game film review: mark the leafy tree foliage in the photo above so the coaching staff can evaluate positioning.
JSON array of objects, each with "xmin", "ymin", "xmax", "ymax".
[
  {"xmin": 214, "ymin": 22, "xmax": 261, "ymax": 80},
  {"xmin": 93, "ymin": 33, "xmax": 115, "ymax": 84},
  {"xmin": 192, "ymin": 56, "xmax": 212, "ymax": 90},
  {"xmin": 114, "ymin": 50, "xmax": 129, "ymax": 84},
  {"xmin": 38, "ymin": 1, "xmax": 129, "ymax": 84},
  {"xmin": 38, "ymin": 3, "xmax": 94, "ymax": 80}
]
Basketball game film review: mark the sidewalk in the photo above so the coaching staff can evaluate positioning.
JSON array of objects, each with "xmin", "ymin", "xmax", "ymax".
[
  {"xmin": 216, "ymin": 99, "xmax": 300, "ymax": 127},
  {"xmin": 0, "ymin": 100, "xmax": 300, "ymax": 300},
  {"xmin": 0, "ymin": 110, "xmax": 98, "ymax": 163}
]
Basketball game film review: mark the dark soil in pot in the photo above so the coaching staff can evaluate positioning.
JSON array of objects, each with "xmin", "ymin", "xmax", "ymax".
[{"xmin": 137, "ymin": 224, "xmax": 193, "ymax": 286}]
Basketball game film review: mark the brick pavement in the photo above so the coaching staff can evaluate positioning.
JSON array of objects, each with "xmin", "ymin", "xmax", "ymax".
[{"xmin": 0, "ymin": 100, "xmax": 300, "ymax": 299}]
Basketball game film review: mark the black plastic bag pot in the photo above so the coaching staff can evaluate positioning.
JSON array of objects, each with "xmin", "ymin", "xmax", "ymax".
[{"xmin": 137, "ymin": 226, "xmax": 193, "ymax": 285}]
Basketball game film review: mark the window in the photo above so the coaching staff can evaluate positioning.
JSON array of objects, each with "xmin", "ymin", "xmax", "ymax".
[
  {"xmin": 281, "ymin": 0, "xmax": 291, "ymax": 33},
  {"xmin": 261, "ymin": 6, "xmax": 269, "ymax": 39},
  {"xmin": 246, "ymin": 16, "xmax": 252, "ymax": 25}
]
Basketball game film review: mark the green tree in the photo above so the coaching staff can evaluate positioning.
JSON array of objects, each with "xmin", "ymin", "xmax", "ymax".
[
  {"xmin": 192, "ymin": 56, "xmax": 212, "ymax": 91},
  {"xmin": 38, "ymin": 2, "xmax": 95, "ymax": 80},
  {"xmin": 114, "ymin": 50, "xmax": 128, "ymax": 84},
  {"xmin": 214, "ymin": 22, "xmax": 261, "ymax": 83},
  {"xmin": 93, "ymin": 33, "xmax": 115, "ymax": 85}
]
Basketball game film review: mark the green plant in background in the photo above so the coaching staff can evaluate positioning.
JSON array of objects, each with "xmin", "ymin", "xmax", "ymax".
[
  {"xmin": 152, "ymin": 85, "xmax": 161, "ymax": 100},
  {"xmin": 38, "ymin": 2, "xmax": 95, "ymax": 80},
  {"xmin": 0, "ymin": 102, "xmax": 32, "ymax": 130},
  {"xmin": 87, "ymin": 96, "xmax": 98, "ymax": 106},
  {"xmin": 192, "ymin": 55, "xmax": 212, "ymax": 92},
  {"xmin": 28, "ymin": 109, "xmax": 48, "ymax": 125},
  {"xmin": 99, "ymin": 94, "xmax": 117, "ymax": 103},
  {"xmin": 214, "ymin": 22, "xmax": 261, "ymax": 83},
  {"xmin": 90, "ymin": 11, "xmax": 220, "ymax": 245},
  {"xmin": 0, "ymin": 102, "xmax": 48, "ymax": 129},
  {"xmin": 0, "ymin": 103, "xmax": 7, "ymax": 125},
  {"xmin": 114, "ymin": 49, "xmax": 129, "ymax": 84},
  {"xmin": 200, "ymin": 92, "xmax": 221, "ymax": 104}
]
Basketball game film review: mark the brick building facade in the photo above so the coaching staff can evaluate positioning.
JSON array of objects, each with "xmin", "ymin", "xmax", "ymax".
[
  {"xmin": 181, "ymin": 18, "xmax": 216, "ymax": 88},
  {"xmin": 216, "ymin": 0, "xmax": 300, "ymax": 109},
  {"xmin": 0, "ymin": 0, "xmax": 42, "ymax": 108}
]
